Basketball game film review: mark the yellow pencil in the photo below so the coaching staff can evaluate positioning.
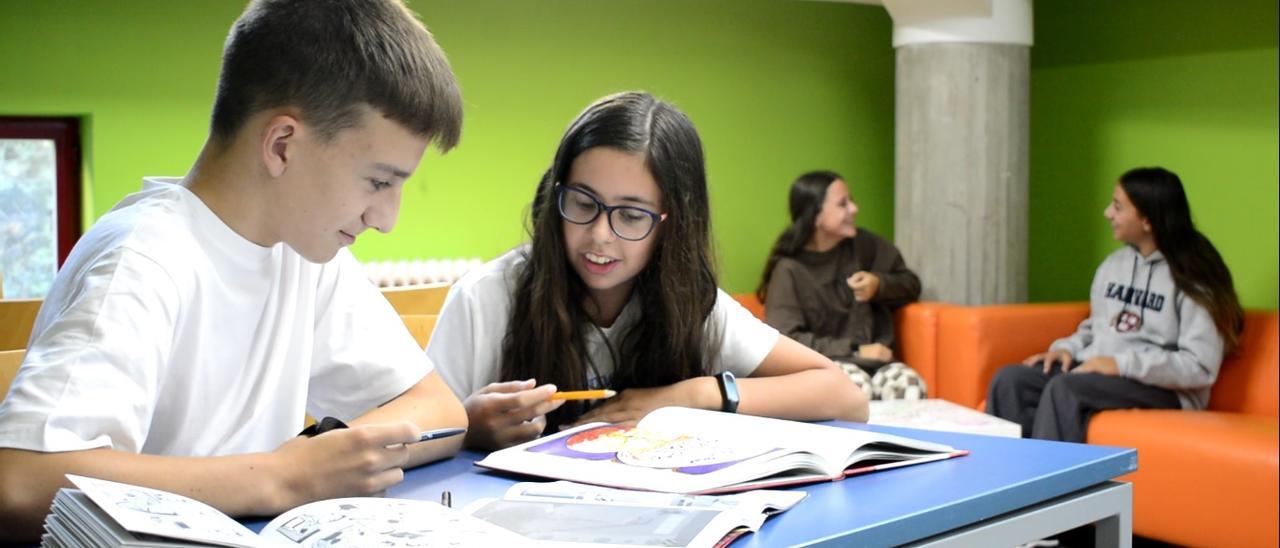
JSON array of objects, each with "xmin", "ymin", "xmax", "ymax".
[{"xmin": 550, "ymin": 389, "xmax": 617, "ymax": 401}]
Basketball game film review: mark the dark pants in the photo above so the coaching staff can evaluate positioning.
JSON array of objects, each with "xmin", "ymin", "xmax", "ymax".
[{"xmin": 986, "ymin": 362, "xmax": 1181, "ymax": 443}]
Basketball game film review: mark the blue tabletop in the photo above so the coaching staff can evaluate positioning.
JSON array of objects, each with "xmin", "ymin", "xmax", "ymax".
[{"xmin": 248, "ymin": 422, "xmax": 1136, "ymax": 547}]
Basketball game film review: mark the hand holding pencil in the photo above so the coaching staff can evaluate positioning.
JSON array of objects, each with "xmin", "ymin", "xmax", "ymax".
[{"xmin": 465, "ymin": 379, "xmax": 573, "ymax": 450}]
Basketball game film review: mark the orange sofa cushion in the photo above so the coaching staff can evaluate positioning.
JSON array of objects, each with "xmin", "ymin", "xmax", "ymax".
[
  {"xmin": 935, "ymin": 303, "xmax": 1089, "ymax": 408},
  {"xmin": 1090, "ymin": 410, "xmax": 1279, "ymax": 547}
]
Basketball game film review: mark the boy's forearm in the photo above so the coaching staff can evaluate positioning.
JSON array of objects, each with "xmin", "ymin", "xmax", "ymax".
[
  {"xmin": 0, "ymin": 447, "xmax": 284, "ymax": 543},
  {"xmin": 352, "ymin": 371, "xmax": 468, "ymax": 467}
]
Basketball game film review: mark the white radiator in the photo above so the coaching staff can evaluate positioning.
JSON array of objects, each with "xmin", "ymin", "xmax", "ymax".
[{"xmin": 362, "ymin": 258, "xmax": 482, "ymax": 287}]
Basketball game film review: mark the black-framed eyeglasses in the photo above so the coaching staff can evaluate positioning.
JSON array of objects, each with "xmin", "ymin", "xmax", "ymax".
[{"xmin": 555, "ymin": 184, "xmax": 667, "ymax": 241}]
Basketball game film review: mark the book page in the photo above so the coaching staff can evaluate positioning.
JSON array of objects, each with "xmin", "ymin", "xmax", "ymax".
[
  {"xmin": 478, "ymin": 420, "xmax": 827, "ymax": 493},
  {"xmin": 463, "ymin": 481, "xmax": 804, "ymax": 548},
  {"xmin": 67, "ymin": 474, "xmax": 259, "ymax": 548},
  {"xmin": 257, "ymin": 497, "xmax": 524, "ymax": 547},
  {"xmin": 636, "ymin": 407, "xmax": 957, "ymax": 471},
  {"xmin": 466, "ymin": 498, "xmax": 735, "ymax": 548},
  {"xmin": 500, "ymin": 480, "xmax": 807, "ymax": 514}
]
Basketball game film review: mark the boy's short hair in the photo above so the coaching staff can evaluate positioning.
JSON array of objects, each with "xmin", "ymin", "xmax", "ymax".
[{"xmin": 211, "ymin": 0, "xmax": 462, "ymax": 150}]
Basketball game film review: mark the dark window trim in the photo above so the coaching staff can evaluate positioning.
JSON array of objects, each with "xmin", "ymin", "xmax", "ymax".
[{"xmin": 0, "ymin": 116, "xmax": 83, "ymax": 267}]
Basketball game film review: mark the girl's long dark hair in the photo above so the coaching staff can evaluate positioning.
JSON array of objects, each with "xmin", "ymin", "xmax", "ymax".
[
  {"xmin": 501, "ymin": 92, "xmax": 718, "ymax": 430},
  {"xmin": 1120, "ymin": 167, "xmax": 1244, "ymax": 352},
  {"xmin": 756, "ymin": 170, "xmax": 842, "ymax": 303}
]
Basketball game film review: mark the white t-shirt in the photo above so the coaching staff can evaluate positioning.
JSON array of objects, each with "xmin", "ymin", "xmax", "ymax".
[
  {"xmin": 0, "ymin": 178, "xmax": 429, "ymax": 456},
  {"xmin": 428, "ymin": 249, "xmax": 780, "ymax": 399}
]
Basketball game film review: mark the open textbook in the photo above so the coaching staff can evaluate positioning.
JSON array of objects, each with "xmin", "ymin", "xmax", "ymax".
[
  {"xmin": 41, "ymin": 475, "xmax": 803, "ymax": 548},
  {"xmin": 476, "ymin": 406, "xmax": 968, "ymax": 494}
]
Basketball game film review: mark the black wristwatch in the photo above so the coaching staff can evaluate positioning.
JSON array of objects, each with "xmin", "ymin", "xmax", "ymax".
[{"xmin": 716, "ymin": 371, "xmax": 740, "ymax": 413}]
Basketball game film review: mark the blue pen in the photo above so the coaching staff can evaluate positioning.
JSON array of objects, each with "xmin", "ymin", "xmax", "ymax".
[{"xmin": 415, "ymin": 427, "xmax": 466, "ymax": 443}]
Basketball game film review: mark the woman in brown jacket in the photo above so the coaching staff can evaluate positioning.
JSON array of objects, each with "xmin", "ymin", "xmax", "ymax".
[{"xmin": 758, "ymin": 171, "xmax": 925, "ymax": 399}]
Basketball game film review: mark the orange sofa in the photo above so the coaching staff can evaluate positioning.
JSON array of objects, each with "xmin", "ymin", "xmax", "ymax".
[
  {"xmin": 931, "ymin": 304, "xmax": 1278, "ymax": 548},
  {"xmin": 734, "ymin": 294, "xmax": 1278, "ymax": 546}
]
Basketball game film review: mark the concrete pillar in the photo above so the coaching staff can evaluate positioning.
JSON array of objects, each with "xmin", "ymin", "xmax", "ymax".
[{"xmin": 887, "ymin": 0, "xmax": 1032, "ymax": 305}]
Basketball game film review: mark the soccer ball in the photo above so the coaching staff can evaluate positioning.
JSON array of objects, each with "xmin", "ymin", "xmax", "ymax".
[
  {"xmin": 838, "ymin": 361, "xmax": 874, "ymax": 397},
  {"xmin": 870, "ymin": 362, "xmax": 927, "ymax": 401}
]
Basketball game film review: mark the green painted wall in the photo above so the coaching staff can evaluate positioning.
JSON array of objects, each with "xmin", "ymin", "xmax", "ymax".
[
  {"xmin": 0, "ymin": 0, "xmax": 895, "ymax": 295},
  {"xmin": 5, "ymin": 1, "xmax": 1275, "ymax": 306},
  {"xmin": 1029, "ymin": 0, "xmax": 1279, "ymax": 309}
]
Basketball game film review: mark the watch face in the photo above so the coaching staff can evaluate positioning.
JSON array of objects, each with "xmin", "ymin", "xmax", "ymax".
[{"xmin": 719, "ymin": 372, "xmax": 740, "ymax": 413}]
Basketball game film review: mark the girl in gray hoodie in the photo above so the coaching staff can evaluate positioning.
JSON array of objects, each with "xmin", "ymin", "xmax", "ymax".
[{"xmin": 987, "ymin": 167, "xmax": 1244, "ymax": 442}]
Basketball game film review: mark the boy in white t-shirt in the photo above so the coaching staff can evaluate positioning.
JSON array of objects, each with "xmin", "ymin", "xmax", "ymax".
[{"xmin": 0, "ymin": 0, "xmax": 467, "ymax": 540}]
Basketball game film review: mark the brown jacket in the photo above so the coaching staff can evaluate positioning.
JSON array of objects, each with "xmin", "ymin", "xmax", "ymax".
[{"xmin": 764, "ymin": 229, "xmax": 921, "ymax": 362}]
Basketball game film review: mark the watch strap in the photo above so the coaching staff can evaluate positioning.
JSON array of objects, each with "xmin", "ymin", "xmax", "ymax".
[{"xmin": 716, "ymin": 371, "xmax": 740, "ymax": 413}]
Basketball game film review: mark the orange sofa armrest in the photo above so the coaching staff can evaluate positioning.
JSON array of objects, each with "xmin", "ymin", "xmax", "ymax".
[
  {"xmin": 893, "ymin": 302, "xmax": 954, "ymax": 392},
  {"xmin": 1210, "ymin": 310, "xmax": 1279, "ymax": 417},
  {"xmin": 936, "ymin": 303, "xmax": 1090, "ymax": 408}
]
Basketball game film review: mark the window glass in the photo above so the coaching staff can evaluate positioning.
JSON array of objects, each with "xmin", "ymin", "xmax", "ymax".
[{"xmin": 0, "ymin": 138, "xmax": 58, "ymax": 298}]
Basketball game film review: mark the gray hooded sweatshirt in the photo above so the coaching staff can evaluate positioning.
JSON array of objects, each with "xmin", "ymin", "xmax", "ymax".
[{"xmin": 1050, "ymin": 246, "xmax": 1225, "ymax": 410}]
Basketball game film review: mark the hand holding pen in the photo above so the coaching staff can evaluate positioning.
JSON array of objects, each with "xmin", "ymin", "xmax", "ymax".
[
  {"xmin": 272, "ymin": 421, "xmax": 429, "ymax": 506},
  {"xmin": 413, "ymin": 427, "xmax": 467, "ymax": 443},
  {"xmin": 300, "ymin": 417, "xmax": 465, "ymax": 446}
]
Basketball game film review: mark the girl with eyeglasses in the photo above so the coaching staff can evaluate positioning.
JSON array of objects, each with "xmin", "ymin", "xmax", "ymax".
[
  {"xmin": 986, "ymin": 167, "xmax": 1244, "ymax": 442},
  {"xmin": 427, "ymin": 91, "xmax": 869, "ymax": 450}
]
